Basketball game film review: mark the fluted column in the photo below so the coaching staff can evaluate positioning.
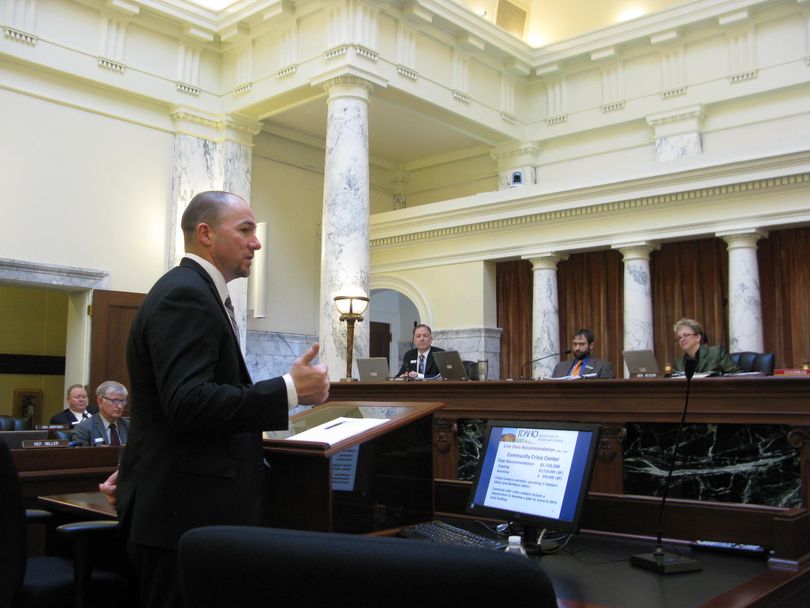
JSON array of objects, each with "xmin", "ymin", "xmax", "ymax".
[
  {"xmin": 319, "ymin": 77, "xmax": 373, "ymax": 381},
  {"xmin": 615, "ymin": 243, "xmax": 656, "ymax": 377},
  {"xmin": 719, "ymin": 230, "xmax": 766, "ymax": 353},
  {"xmin": 529, "ymin": 254, "xmax": 566, "ymax": 379}
]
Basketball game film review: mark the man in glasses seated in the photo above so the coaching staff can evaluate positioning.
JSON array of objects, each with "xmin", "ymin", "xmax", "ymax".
[{"xmin": 72, "ymin": 380, "xmax": 130, "ymax": 446}]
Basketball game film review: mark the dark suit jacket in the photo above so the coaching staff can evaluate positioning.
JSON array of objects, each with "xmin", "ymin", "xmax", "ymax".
[
  {"xmin": 551, "ymin": 356, "xmax": 614, "ymax": 379},
  {"xmin": 49, "ymin": 409, "xmax": 86, "ymax": 428},
  {"xmin": 72, "ymin": 414, "xmax": 129, "ymax": 446},
  {"xmin": 117, "ymin": 258, "xmax": 290, "ymax": 551},
  {"xmin": 675, "ymin": 344, "xmax": 741, "ymax": 375},
  {"xmin": 397, "ymin": 347, "xmax": 445, "ymax": 378}
]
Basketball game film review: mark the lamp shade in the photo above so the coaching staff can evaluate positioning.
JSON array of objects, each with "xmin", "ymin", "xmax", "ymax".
[{"xmin": 334, "ymin": 294, "xmax": 369, "ymax": 316}]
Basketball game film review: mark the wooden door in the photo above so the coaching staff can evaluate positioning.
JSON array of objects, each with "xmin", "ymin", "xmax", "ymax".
[
  {"xmin": 89, "ymin": 290, "xmax": 145, "ymax": 405},
  {"xmin": 369, "ymin": 321, "xmax": 391, "ymax": 364}
]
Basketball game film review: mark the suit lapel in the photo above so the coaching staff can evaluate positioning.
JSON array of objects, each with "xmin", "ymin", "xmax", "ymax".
[
  {"xmin": 179, "ymin": 258, "xmax": 253, "ymax": 384},
  {"xmin": 95, "ymin": 416, "xmax": 107, "ymax": 446}
]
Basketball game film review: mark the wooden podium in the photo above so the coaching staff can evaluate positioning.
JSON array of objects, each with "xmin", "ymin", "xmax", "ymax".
[{"xmin": 262, "ymin": 401, "xmax": 442, "ymax": 533}]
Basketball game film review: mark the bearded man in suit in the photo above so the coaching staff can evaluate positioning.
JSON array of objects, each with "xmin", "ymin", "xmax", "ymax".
[
  {"xmin": 552, "ymin": 329, "xmax": 615, "ymax": 379},
  {"xmin": 117, "ymin": 191, "xmax": 330, "ymax": 608}
]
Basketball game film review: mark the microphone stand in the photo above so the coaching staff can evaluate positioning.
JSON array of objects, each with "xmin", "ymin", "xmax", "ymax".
[
  {"xmin": 519, "ymin": 350, "xmax": 571, "ymax": 379},
  {"xmin": 404, "ymin": 321, "xmax": 417, "ymax": 382},
  {"xmin": 631, "ymin": 356, "xmax": 702, "ymax": 574}
]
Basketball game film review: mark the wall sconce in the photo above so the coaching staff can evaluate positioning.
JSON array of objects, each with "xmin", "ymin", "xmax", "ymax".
[{"xmin": 334, "ymin": 293, "xmax": 369, "ymax": 381}]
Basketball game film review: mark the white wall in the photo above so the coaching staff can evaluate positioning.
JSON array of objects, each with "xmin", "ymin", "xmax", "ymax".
[
  {"xmin": 0, "ymin": 88, "xmax": 172, "ymax": 293},
  {"xmin": 249, "ymin": 133, "xmax": 324, "ymax": 335}
]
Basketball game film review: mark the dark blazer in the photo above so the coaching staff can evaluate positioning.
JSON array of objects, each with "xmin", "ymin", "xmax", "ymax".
[
  {"xmin": 72, "ymin": 414, "xmax": 129, "ymax": 446},
  {"xmin": 117, "ymin": 258, "xmax": 290, "ymax": 551},
  {"xmin": 397, "ymin": 347, "xmax": 445, "ymax": 378},
  {"xmin": 551, "ymin": 356, "xmax": 614, "ymax": 379},
  {"xmin": 49, "ymin": 409, "xmax": 87, "ymax": 428},
  {"xmin": 675, "ymin": 344, "xmax": 741, "ymax": 375}
]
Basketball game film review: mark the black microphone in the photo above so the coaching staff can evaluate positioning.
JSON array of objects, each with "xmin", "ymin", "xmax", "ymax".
[
  {"xmin": 631, "ymin": 355, "xmax": 701, "ymax": 574},
  {"xmin": 519, "ymin": 350, "xmax": 571, "ymax": 379}
]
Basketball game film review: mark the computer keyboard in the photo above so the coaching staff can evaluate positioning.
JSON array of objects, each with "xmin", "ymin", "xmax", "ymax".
[{"xmin": 398, "ymin": 520, "xmax": 507, "ymax": 551}]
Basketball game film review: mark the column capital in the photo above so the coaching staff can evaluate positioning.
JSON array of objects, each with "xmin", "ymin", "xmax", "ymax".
[
  {"xmin": 169, "ymin": 106, "xmax": 262, "ymax": 146},
  {"xmin": 612, "ymin": 241, "xmax": 659, "ymax": 261},
  {"xmin": 490, "ymin": 141, "xmax": 541, "ymax": 165},
  {"xmin": 526, "ymin": 253, "xmax": 567, "ymax": 270},
  {"xmin": 321, "ymin": 75, "xmax": 375, "ymax": 100},
  {"xmin": 717, "ymin": 228, "xmax": 768, "ymax": 249}
]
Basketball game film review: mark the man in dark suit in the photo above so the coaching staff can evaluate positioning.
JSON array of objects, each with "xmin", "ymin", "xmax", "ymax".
[
  {"xmin": 72, "ymin": 380, "xmax": 129, "ymax": 446},
  {"xmin": 116, "ymin": 191, "xmax": 330, "ymax": 608},
  {"xmin": 49, "ymin": 384, "xmax": 91, "ymax": 428},
  {"xmin": 552, "ymin": 329, "xmax": 614, "ymax": 379},
  {"xmin": 397, "ymin": 324, "xmax": 444, "ymax": 379}
]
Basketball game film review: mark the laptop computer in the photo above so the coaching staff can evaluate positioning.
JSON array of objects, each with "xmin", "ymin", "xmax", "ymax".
[
  {"xmin": 432, "ymin": 351, "xmax": 470, "ymax": 380},
  {"xmin": 356, "ymin": 357, "xmax": 391, "ymax": 382},
  {"xmin": 623, "ymin": 350, "xmax": 661, "ymax": 377}
]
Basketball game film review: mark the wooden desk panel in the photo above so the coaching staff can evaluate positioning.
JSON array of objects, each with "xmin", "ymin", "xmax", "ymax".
[
  {"xmin": 13, "ymin": 447, "xmax": 121, "ymax": 506},
  {"xmin": 329, "ymin": 377, "xmax": 810, "ymax": 423}
]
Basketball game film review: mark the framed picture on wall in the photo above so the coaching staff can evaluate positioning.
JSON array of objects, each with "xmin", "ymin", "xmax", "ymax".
[{"xmin": 13, "ymin": 388, "xmax": 43, "ymax": 425}]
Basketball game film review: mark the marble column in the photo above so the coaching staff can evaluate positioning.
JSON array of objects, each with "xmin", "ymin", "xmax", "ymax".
[
  {"xmin": 719, "ymin": 230, "xmax": 766, "ymax": 353},
  {"xmin": 529, "ymin": 254, "xmax": 566, "ymax": 379},
  {"xmin": 615, "ymin": 243, "xmax": 656, "ymax": 377},
  {"xmin": 169, "ymin": 110, "xmax": 261, "ymax": 352},
  {"xmin": 318, "ymin": 77, "xmax": 373, "ymax": 381}
]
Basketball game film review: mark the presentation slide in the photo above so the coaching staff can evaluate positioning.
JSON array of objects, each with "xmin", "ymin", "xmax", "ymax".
[{"xmin": 482, "ymin": 427, "xmax": 579, "ymax": 519}]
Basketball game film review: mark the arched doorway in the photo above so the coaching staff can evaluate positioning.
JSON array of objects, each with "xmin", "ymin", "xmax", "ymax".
[{"xmin": 368, "ymin": 289, "xmax": 420, "ymax": 374}]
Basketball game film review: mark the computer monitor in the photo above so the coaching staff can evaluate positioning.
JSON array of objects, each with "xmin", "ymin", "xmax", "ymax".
[{"xmin": 466, "ymin": 420, "xmax": 600, "ymax": 549}]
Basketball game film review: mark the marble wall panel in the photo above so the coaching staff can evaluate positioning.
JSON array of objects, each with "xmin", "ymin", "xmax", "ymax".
[{"xmin": 456, "ymin": 420, "xmax": 801, "ymax": 507}]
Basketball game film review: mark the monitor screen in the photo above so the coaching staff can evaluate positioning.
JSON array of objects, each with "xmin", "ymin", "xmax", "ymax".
[{"xmin": 466, "ymin": 420, "xmax": 600, "ymax": 535}]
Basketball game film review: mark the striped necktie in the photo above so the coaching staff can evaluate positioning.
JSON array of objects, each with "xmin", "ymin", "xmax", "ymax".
[
  {"xmin": 571, "ymin": 360, "xmax": 583, "ymax": 376},
  {"xmin": 224, "ymin": 296, "xmax": 240, "ymax": 345},
  {"xmin": 418, "ymin": 354, "xmax": 425, "ymax": 375}
]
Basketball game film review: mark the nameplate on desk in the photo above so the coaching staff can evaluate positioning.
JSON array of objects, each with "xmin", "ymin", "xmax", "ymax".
[
  {"xmin": 630, "ymin": 372, "xmax": 663, "ymax": 378},
  {"xmin": 775, "ymin": 368, "xmax": 810, "ymax": 376},
  {"xmin": 35, "ymin": 424, "xmax": 68, "ymax": 430},
  {"xmin": 22, "ymin": 439, "xmax": 70, "ymax": 448}
]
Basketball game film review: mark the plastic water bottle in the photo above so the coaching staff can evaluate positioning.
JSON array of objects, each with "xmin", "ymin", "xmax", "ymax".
[{"xmin": 504, "ymin": 535, "xmax": 528, "ymax": 557}]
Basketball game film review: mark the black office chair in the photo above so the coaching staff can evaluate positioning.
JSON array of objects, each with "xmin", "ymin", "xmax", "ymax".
[
  {"xmin": 0, "ymin": 415, "xmax": 14, "ymax": 431},
  {"xmin": 0, "ymin": 437, "xmax": 134, "ymax": 608},
  {"xmin": 178, "ymin": 525, "xmax": 557, "ymax": 608},
  {"xmin": 462, "ymin": 360, "xmax": 479, "ymax": 380},
  {"xmin": 730, "ymin": 352, "xmax": 775, "ymax": 375},
  {"xmin": 12, "ymin": 417, "xmax": 32, "ymax": 431}
]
